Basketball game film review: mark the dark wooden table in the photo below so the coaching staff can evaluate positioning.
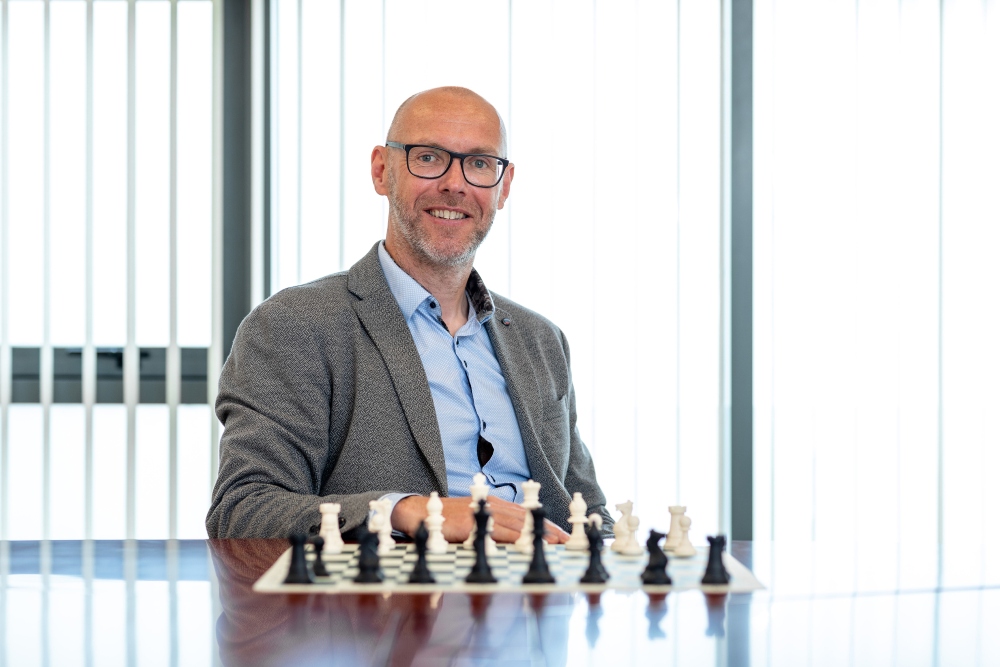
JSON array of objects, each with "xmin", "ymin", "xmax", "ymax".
[{"xmin": 1, "ymin": 538, "xmax": 998, "ymax": 666}]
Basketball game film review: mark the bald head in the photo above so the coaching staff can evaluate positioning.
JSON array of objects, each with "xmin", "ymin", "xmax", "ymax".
[{"xmin": 387, "ymin": 86, "xmax": 508, "ymax": 157}]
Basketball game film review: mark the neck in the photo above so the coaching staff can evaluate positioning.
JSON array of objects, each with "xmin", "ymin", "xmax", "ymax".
[{"xmin": 384, "ymin": 239, "xmax": 473, "ymax": 336}]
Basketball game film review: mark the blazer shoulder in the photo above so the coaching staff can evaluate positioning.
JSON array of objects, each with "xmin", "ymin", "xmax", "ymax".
[
  {"xmin": 491, "ymin": 292, "xmax": 563, "ymax": 339},
  {"xmin": 253, "ymin": 271, "xmax": 355, "ymax": 321}
]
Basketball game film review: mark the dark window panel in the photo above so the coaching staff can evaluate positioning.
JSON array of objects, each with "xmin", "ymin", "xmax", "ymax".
[
  {"xmin": 96, "ymin": 348, "xmax": 125, "ymax": 404},
  {"xmin": 139, "ymin": 348, "xmax": 166, "ymax": 404},
  {"xmin": 54, "ymin": 348, "xmax": 83, "ymax": 403},
  {"xmin": 11, "ymin": 347, "xmax": 40, "ymax": 403},
  {"xmin": 181, "ymin": 347, "xmax": 208, "ymax": 404}
]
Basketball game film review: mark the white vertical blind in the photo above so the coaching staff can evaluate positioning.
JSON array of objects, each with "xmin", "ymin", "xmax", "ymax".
[
  {"xmin": 754, "ymin": 0, "xmax": 999, "ymax": 573},
  {"xmin": 269, "ymin": 0, "xmax": 724, "ymax": 535},
  {"xmin": 0, "ymin": 0, "xmax": 219, "ymax": 542},
  {"xmin": 92, "ymin": 1, "xmax": 129, "ymax": 347}
]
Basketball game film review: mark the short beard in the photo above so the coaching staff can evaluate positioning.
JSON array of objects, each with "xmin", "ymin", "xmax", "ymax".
[{"xmin": 386, "ymin": 169, "xmax": 494, "ymax": 268}]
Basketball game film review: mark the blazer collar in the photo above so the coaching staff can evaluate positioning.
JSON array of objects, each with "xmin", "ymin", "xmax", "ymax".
[{"xmin": 348, "ymin": 243, "xmax": 449, "ymax": 494}]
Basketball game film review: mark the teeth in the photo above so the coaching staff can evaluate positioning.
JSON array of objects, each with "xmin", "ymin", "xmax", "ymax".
[{"xmin": 429, "ymin": 209, "xmax": 467, "ymax": 220}]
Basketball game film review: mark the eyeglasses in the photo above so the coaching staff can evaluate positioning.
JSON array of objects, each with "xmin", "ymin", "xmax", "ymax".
[{"xmin": 386, "ymin": 141, "xmax": 510, "ymax": 188}]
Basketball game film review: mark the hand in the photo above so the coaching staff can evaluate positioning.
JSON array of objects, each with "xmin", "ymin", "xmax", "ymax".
[{"xmin": 391, "ymin": 495, "xmax": 570, "ymax": 545}]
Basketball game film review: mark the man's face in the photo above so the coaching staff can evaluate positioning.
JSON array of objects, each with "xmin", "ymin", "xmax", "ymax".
[{"xmin": 373, "ymin": 92, "xmax": 513, "ymax": 269}]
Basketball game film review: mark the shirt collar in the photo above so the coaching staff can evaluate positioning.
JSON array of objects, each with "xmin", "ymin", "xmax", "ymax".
[{"xmin": 377, "ymin": 241, "xmax": 495, "ymax": 324}]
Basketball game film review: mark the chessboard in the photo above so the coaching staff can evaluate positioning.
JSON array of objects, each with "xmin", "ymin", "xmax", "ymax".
[{"xmin": 252, "ymin": 542, "xmax": 765, "ymax": 595}]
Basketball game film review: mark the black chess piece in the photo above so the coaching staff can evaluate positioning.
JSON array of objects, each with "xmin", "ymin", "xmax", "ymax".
[
  {"xmin": 283, "ymin": 533, "xmax": 314, "ymax": 584},
  {"xmin": 641, "ymin": 529, "xmax": 672, "ymax": 585},
  {"xmin": 522, "ymin": 506, "xmax": 555, "ymax": 584},
  {"xmin": 701, "ymin": 535, "xmax": 731, "ymax": 585},
  {"xmin": 580, "ymin": 520, "xmax": 609, "ymax": 584},
  {"xmin": 353, "ymin": 523, "xmax": 384, "ymax": 583},
  {"xmin": 308, "ymin": 535, "xmax": 330, "ymax": 577},
  {"xmin": 408, "ymin": 521, "xmax": 436, "ymax": 584},
  {"xmin": 465, "ymin": 499, "xmax": 498, "ymax": 584}
]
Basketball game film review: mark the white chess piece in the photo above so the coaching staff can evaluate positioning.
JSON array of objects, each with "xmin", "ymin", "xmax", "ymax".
[
  {"xmin": 425, "ymin": 492, "xmax": 448, "ymax": 554},
  {"xmin": 377, "ymin": 498, "xmax": 395, "ymax": 554},
  {"xmin": 673, "ymin": 515, "xmax": 696, "ymax": 557},
  {"xmin": 319, "ymin": 502, "xmax": 344, "ymax": 554},
  {"xmin": 610, "ymin": 500, "xmax": 634, "ymax": 553},
  {"xmin": 565, "ymin": 492, "xmax": 589, "ymax": 550},
  {"xmin": 485, "ymin": 516, "xmax": 499, "ymax": 556},
  {"xmin": 620, "ymin": 512, "xmax": 643, "ymax": 556},
  {"xmin": 663, "ymin": 505, "xmax": 686, "ymax": 550},
  {"xmin": 368, "ymin": 500, "xmax": 394, "ymax": 555},
  {"xmin": 515, "ymin": 479, "xmax": 541, "ymax": 554},
  {"xmin": 368, "ymin": 500, "xmax": 385, "ymax": 546},
  {"xmin": 463, "ymin": 472, "xmax": 492, "ymax": 550}
]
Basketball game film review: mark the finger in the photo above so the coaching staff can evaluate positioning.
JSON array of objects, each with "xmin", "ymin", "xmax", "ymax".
[
  {"xmin": 489, "ymin": 523, "xmax": 523, "ymax": 543},
  {"xmin": 543, "ymin": 520, "xmax": 570, "ymax": 544}
]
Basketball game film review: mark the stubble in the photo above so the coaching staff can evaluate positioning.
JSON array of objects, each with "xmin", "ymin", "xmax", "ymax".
[{"xmin": 386, "ymin": 167, "xmax": 495, "ymax": 269}]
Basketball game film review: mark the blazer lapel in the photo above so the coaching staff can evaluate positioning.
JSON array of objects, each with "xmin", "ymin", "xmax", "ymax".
[
  {"xmin": 348, "ymin": 244, "xmax": 449, "ymax": 494},
  {"xmin": 485, "ymin": 310, "xmax": 554, "ymax": 484}
]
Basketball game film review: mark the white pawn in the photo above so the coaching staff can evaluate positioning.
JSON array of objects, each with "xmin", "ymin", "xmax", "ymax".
[
  {"xmin": 368, "ymin": 499, "xmax": 395, "ymax": 555},
  {"xmin": 485, "ymin": 516, "xmax": 499, "ymax": 556},
  {"xmin": 319, "ymin": 502, "xmax": 344, "ymax": 554},
  {"xmin": 565, "ymin": 492, "xmax": 589, "ymax": 550},
  {"xmin": 377, "ymin": 498, "xmax": 395, "ymax": 554},
  {"xmin": 425, "ymin": 492, "xmax": 448, "ymax": 555},
  {"xmin": 463, "ymin": 473, "xmax": 495, "ymax": 554},
  {"xmin": 620, "ymin": 512, "xmax": 643, "ymax": 556},
  {"xmin": 663, "ymin": 505, "xmax": 686, "ymax": 550},
  {"xmin": 515, "ymin": 479, "xmax": 541, "ymax": 554},
  {"xmin": 673, "ymin": 515, "xmax": 696, "ymax": 557},
  {"xmin": 610, "ymin": 500, "xmax": 634, "ymax": 553}
]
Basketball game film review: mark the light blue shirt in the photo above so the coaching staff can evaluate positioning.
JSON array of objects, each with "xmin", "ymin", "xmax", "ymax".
[{"xmin": 377, "ymin": 241, "xmax": 531, "ymax": 506}]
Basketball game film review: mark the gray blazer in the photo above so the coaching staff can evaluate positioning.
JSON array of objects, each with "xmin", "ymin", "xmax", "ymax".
[{"xmin": 206, "ymin": 243, "xmax": 611, "ymax": 538}]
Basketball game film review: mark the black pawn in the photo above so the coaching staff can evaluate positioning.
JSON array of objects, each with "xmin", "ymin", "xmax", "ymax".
[
  {"xmin": 309, "ymin": 535, "xmax": 330, "ymax": 577},
  {"xmin": 641, "ymin": 529, "xmax": 672, "ymax": 585},
  {"xmin": 465, "ymin": 499, "xmax": 498, "ymax": 584},
  {"xmin": 353, "ymin": 523, "xmax": 384, "ymax": 583},
  {"xmin": 284, "ymin": 533, "xmax": 314, "ymax": 584},
  {"xmin": 580, "ymin": 520, "xmax": 609, "ymax": 584},
  {"xmin": 408, "ymin": 521, "xmax": 436, "ymax": 584},
  {"xmin": 701, "ymin": 535, "xmax": 731, "ymax": 585},
  {"xmin": 522, "ymin": 506, "xmax": 555, "ymax": 584}
]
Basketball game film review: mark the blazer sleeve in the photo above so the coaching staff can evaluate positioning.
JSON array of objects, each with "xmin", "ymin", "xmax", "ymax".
[
  {"xmin": 557, "ymin": 329, "xmax": 615, "ymax": 535},
  {"xmin": 206, "ymin": 298, "xmax": 385, "ymax": 538}
]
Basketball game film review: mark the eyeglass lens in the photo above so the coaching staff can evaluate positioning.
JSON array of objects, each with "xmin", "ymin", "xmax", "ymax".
[{"xmin": 407, "ymin": 146, "xmax": 503, "ymax": 187}]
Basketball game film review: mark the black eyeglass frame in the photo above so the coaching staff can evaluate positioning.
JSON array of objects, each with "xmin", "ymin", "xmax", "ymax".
[{"xmin": 385, "ymin": 141, "xmax": 510, "ymax": 188}]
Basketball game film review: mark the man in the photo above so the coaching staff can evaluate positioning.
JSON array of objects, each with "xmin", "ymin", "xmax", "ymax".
[{"xmin": 207, "ymin": 87, "xmax": 610, "ymax": 541}]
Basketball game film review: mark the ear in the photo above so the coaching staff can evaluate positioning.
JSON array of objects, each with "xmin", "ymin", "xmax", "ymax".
[
  {"xmin": 371, "ymin": 146, "xmax": 389, "ymax": 196},
  {"xmin": 496, "ymin": 162, "xmax": 514, "ymax": 210}
]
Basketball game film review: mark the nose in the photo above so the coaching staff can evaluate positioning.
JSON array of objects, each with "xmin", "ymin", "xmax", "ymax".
[{"xmin": 437, "ymin": 156, "xmax": 467, "ymax": 193}]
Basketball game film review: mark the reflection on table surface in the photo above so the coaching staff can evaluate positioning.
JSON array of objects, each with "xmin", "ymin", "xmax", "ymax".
[{"xmin": 1, "ymin": 538, "xmax": 998, "ymax": 666}]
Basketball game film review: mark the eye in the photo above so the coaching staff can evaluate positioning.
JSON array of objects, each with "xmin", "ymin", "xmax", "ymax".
[{"xmin": 414, "ymin": 151, "xmax": 441, "ymax": 164}]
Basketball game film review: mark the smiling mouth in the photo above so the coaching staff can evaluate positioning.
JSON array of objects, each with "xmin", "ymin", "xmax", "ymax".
[{"xmin": 427, "ymin": 209, "xmax": 468, "ymax": 220}]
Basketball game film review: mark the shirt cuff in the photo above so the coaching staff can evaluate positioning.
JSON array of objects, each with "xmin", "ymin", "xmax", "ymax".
[{"xmin": 375, "ymin": 492, "xmax": 419, "ymax": 538}]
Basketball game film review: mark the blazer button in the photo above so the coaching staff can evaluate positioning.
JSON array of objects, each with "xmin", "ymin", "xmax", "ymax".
[{"xmin": 502, "ymin": 317, "xmax": 511, "ymax": 326}]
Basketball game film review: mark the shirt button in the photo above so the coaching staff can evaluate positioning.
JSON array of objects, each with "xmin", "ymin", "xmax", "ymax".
[
  {"xmin": 429, "ymin": 301, "xmax": 437, "ymax": 309},
  {"xmin": 463, "ymin": 360, "xmax": 468, "ymax": 368}
]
